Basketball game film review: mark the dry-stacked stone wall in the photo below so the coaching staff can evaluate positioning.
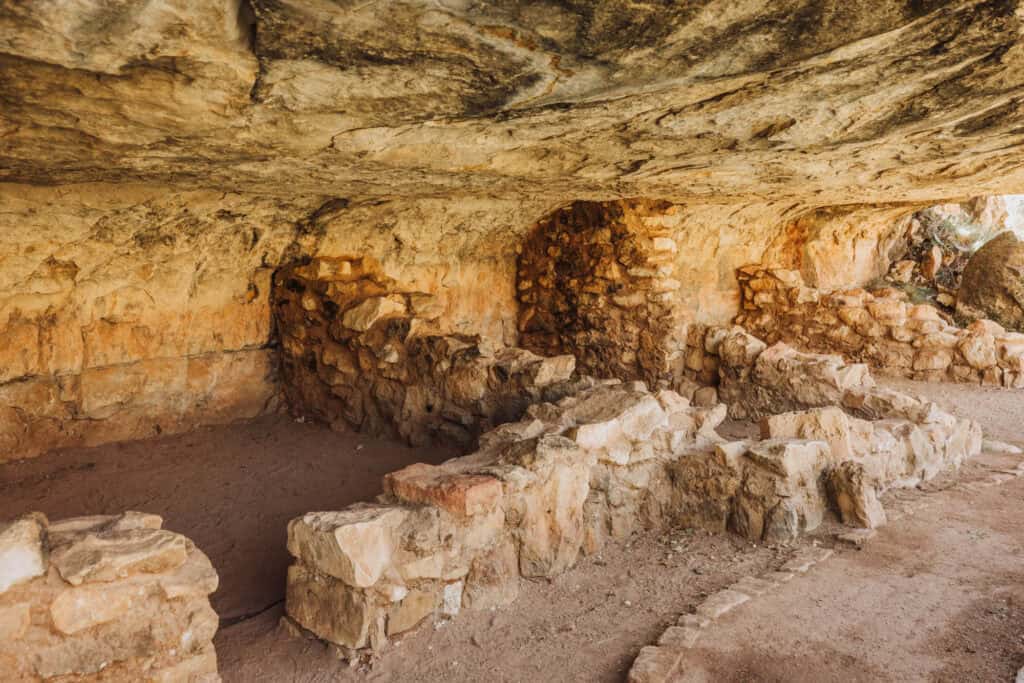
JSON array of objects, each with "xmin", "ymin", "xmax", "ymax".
[
  {"xmin": 0, "ymin": 511, "xmax": 220, "ymax": 682},
  {"xmin": 273, "ymin": 257, "xmax": 579, "ymax": 449},
  {"xmin": 284, "ymin": 329, "xmax": 980, "ymax": 656},
  {"xmin": 733, "ymin": 266, "xmax": 1024, "ymax": 388},
  {"xmin": 516, "ymin": 200, "xmax": 686, "ymax": 389}
]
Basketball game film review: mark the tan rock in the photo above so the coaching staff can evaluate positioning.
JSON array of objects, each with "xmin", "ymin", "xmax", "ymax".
[
  {"xmin": 0, "ymin": 513, "xmax": 48, "ymax": 594},
  {"xmin": 50, "ymin": 527, "xmax": 188, "ymax": 586},
  {"xmin": 387, "ymin": 588, "xmax": 438, "ymax": 636},
  {"xmin": 50, "ymin": 582, "xmax": 146, "ymax": 634},
  {"xmin": 0, "ymin": 602, "xmax": 30, "ymax": 640},
  {"xmin": 385, "ymin": 465, "xmax": 503, "ymax": 518},
  {"xmin": 959, "ymin": 333, "xmax": 997, "ymax": 369},
  {"xmin": 826, "ymin": 461, "xmax": 887, "ymax": 529},
  {"xmin": 342, "ymin": 296, "xmax": 407, "ymax": 332},
  {"xmin": 285, "ymin": 564, "xmax": 378, "ymax": 650},
  {"xmin": 287, "ymin": 506, "xmax": 407, "ymax": 588},
  {"xmin": 921, "ymin": 245, "xmax": 943, "ymax": 281}
]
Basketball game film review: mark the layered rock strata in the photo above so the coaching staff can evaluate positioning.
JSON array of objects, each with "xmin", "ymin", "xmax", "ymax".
[
  {"xmin": 0, "ymin": 511, "xmax": 220, "ymax": 682},
  {"xmin": 273, "ymin": 257, "xmax": 577, "ymax": 448},
  {"xmin": 734, "ymin": 266, "xmax": 1024, "ymax": 388},
  {"xmin": 284, "ymin": 335, "xmax": 980, "ymax": 654}
]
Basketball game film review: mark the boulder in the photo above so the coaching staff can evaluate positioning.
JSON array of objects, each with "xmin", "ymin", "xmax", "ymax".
[{"xmin": 957, "ymin": 232, "xmax": 1024, "ymax": 332}]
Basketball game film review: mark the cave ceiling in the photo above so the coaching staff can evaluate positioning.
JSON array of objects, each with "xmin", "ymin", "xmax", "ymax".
[{"xmin": 0, "ymin": 0, "xmax": 1023, "ymax": 205}]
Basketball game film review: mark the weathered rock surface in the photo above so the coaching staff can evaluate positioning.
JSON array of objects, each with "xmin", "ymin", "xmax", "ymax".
[
  {"xmin": 957, "ymin": 232, "xmax": 1024, "ymax": 332},
  {"xmin": 0, "ymin": 511, "xmax": 220, "ymax": 682},
  {"xmin": 735, "ymin": 266, "xmax": 1024, "ymax": 388},
  {"xmin": 2, "ymin": 2, "xmax": 1023, "ymax": 203},
  {"xmin": 2, "ymin": 2, "xmax": 1023, "ymax": 463},
  {"xmin": 274, "ymin": 256, "xmax": 580, "ymax": 448},
  {"xmin": 285, "ymin": 336, "xmax": 980, "ymax": 655}
]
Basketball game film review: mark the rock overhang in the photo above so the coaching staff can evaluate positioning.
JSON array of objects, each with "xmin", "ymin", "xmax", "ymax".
[{"xmin": 0, "ymin": 1, "xmax": 1023, "ymax": 203}]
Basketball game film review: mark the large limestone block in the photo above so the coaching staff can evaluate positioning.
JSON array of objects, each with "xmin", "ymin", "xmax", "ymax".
[
  {"xmin": 760, "ymin": 407, "xmax": 871, "ymax": 461},
  {"xmin": 513, "ymin": 437, "xmax": 591, "ymax": 578},
  {"xmin": 826, "ymin": 461, "xmax": 887, "ymax": 529},
  {"xmin": 286, "ymin": 564, "xmax": 380, "ymax": 650},
  {"xmin": 0, "ymin": 513, "xmax": 48, "ymax": 594},
  {"xmin": 342, "ymin": 296, "xmax": 407, "ymax": 332},
  {"xmin": 957, "ymin": 232, "xmax": 1024, "ymax": 332},
  {"xmin": 384, "ymin": 464, "xmax": 504, "ymax": 518},
  {"xmin": 50, "ymin": 527, "xmax": 189, "ymax": 586},
  {"xmin": 288, "ymin": 506, "xmax": 408, "ymax": 588}
]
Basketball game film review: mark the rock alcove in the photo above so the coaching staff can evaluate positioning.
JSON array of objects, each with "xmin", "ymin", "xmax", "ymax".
[{"xmin": 2, "ymin": 2, "xmax": 1024, "ymax": 681}]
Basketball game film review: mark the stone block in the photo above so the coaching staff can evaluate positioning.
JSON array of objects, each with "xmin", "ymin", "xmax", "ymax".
[
  {"xmin": 826, "ymin": 461, "xmax": 887, "ymax": 529},
  {"xmin": 385, "ymin": 464, "xmax": 503, "ymax": 518},
  {"xmin": 0, "ymin": 513, "xmax": 47, "ymax": 595},
  {"xmin": 50, "ymin": 527, "xmax": 188, "ymax": 586},
  {"xmin": 286, "ymin": 564, "xmax": 379, "ymax": 649},
  {"xmin": 342, "ymin": 296, "xmax": 407, "ymax": 332},
  {"xmin": 629, "ymin": 646, "xmax": 681, "ymax": 683},
  {"xmin": 696, "ymin": 588, "xmax": 750, "ymax": 620},
  {"xmin": 287, "ymin": 506, "xmax": 407, "ymax": 588}
]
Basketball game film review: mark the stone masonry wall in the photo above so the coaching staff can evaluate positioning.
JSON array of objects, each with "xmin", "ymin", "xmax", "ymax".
[
  {"xmin": 273, "ymin": 257, "xmax": 578, "ymax": 449},
  {"xmin": 0, "ymin": 511, "xmax": 220, "ymax": 682},
  {"xmin": 516, "ymin": 200, "xmax": 686, "ymax": 389},
  {"xmin": 733, "ymin": 266, "xmax": 1024, "ymax": 389},
  {"xmin": 283, "ymin": 332, "xmax": 980, "ymax": 656}
]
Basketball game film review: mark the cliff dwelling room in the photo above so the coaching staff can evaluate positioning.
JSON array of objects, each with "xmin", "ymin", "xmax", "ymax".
[{"xmin": 2, "ymin": 2, "xmax": 1024, "ymax": 682}]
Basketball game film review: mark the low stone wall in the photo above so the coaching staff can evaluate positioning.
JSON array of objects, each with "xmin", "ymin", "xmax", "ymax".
[
  {"xmin": 283, "ymin": 339, "xmax": 980, "ymax": 655},
  {"xmin": 733, "ymin": 266, "xmax": 1024, "ymax": 388},
  {"xmin": 0, "ymin": 511, "xmax": 220, "ymax": 682},
  {"xmin": 273, "ymin": 257, "xmax": 577, "ymax": 448}
]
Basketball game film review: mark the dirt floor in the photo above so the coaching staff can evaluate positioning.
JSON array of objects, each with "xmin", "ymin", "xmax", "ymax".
[
  {"xmin": 0, "ymin": 416, "xmax": 458, "ymax": 621},
  {"xmin": 1, "ymin": 379, "xmax": 1022, "ymax": 682}
]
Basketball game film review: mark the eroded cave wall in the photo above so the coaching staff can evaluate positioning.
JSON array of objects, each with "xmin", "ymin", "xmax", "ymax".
[
  {"xmin": 0, "ymin": 184, "xmax": 315, "ymax": 461},
  {"xmin": 514, "ymin": 199, "xmax": 917, "ymax": 385}
]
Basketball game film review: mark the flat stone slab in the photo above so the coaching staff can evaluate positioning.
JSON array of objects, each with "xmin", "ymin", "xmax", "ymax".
[{"xmin": 695, "ymin": 588, "xmax": 750, "ymax": 620}]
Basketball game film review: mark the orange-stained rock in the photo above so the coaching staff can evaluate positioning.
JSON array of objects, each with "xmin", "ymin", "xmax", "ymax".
[{"xmin": 385, "ymin": 465, "xmax": 504, "ymax": 518}]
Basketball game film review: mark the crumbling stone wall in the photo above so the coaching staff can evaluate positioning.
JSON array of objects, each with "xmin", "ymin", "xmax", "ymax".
[
  {"xmin": 273, "ymin": 257, "xmax": 578, "ymax": 449},
  {"xmin": 733, "ymin": 267, "xmax": 1024, "ymax": 388},
  {"xmin": 0, "ymin": 511, "xmax": 220, "ymax": 681},
  {"xmin": 516, "ymin": 200, "xmax": 686, "ymax": 389},
  {"xmin": 284, "ymin": 334, "xmax": 980, "ymax": 655}
]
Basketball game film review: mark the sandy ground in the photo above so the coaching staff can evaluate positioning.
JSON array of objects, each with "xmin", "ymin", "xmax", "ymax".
[
  {"xmin": 0, "ymin": 416, "xmax": 457, "ymax": 621},
  {"xmin": 674, "ymin": 460, "xmax": 1024, "ymax": 682},
  {"xmin": 1, "ymin": 378, "xmax": 1021, "ymax": 682}
]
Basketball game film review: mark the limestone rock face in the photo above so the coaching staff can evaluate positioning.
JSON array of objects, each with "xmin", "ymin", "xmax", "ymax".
[
  {"xmin": 957, "ymin": 232, "xmax": 1024, "ymax": 332},
  {"xmin": 2, "ymin": 2, "xmax": 1023, "ymax": 203},
  {"xmin": 2, "ymin": 3, "xmax": 1024, "ymax": 460}
]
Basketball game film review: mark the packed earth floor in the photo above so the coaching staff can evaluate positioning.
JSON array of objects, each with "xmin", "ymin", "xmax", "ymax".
[{"xmin": 2, "ymin": 380, "xmax": 1022, "ymax": 682}]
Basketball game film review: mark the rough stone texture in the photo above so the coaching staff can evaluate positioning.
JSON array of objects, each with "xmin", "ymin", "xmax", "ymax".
[
  {"xmin": 957, "ymin": 231, "xmax": 1024, "ymax": 332},
  {"xmin": 285, "ymin": 344, "xmax": 980, "ymax": 655},
  {"xmin": 3, "ymin": 2, "xmax": 1024, "ymax": 203},
  {"xmin": 734, "ymin": 266, "xmax": 1024, "ymax": 388},
  {"xmin": 273, "ymin": 256, "xmax": 579, "ymax": 448},
  {"xmin": 2, "ymin": 3, "xmax": 1024, "ymax": 462},
  {"xmin": 0, "ymin": 511, "xmax": 220, "ymax": 682},
  {"xmin": 516, "ymin": 200, "xmax": 686, "ymax": 388}
]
